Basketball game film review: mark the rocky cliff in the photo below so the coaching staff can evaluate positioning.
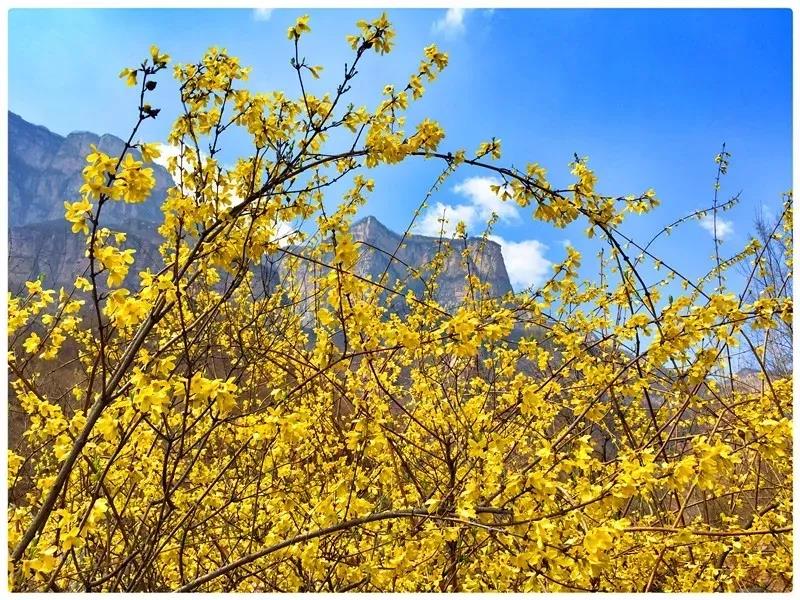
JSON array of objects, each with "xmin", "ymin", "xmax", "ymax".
[
  {"xmin": 9, "ymin": 111, "xmax": 171, "ymax": 227},
  {"xmin": 8, "ymin": 112, "xmax": 170, "ymax": 292},
  {"xmin": 275, "ymin": 216, "xmax": 514, "ymax": 320},
  {"xmin": 349, "ymin": 216, "xmax": 513, "ymax": 306},
  {"xmin": 8, "ymin": 112, "xmax": 514, "ymax": 306},
  {"xmin": 8, "ymin": 218, "xmax": 163, "ymax": 295}
]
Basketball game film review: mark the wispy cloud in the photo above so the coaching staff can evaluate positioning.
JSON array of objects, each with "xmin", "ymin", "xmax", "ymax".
[
  {"xmin": 253, "ymin": 8, "xmax": 273, "ymax": 22},
  {"xmin": 490, "ymin": 236, "xmax": 552, "ymax": 290},
  {"xmin": 760, "ymin": 204, "xmax": 776, "ymax": 222},
  {"xmin": 416, "ymin": 176, "xmax": 519, "ymax": 237},
  {"xmin": 432, "ymin": 8, "xmax": 468, "ymax": 37},
  {"xmin": 698, "ymin": 213, "xmax": 734, "ymax": 240}
]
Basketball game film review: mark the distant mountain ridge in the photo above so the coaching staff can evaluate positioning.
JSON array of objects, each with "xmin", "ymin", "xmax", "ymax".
[
  {"xmin": 7, "ymin": 112, "xmax": 513, "ymax": 304},
  {"xmin": 8, "ymin": 111, "xmax": 172, "ymax": 227}
]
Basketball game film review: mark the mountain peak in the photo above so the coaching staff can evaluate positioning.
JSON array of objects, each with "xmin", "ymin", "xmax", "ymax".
[
  {"xmin": 9, "ymin": 111, "xmax": 63, "ymax": 140},
  {"xmin": 8, "ymin": 111, "xmax": 172, "ymax": 228},
  {"xmin": 353, "ymin": 215, "xmax": 391, "ymax": 233},
  {"xmin": 9, "ymin": 114, "xmax": 514, "ymax": 303},
  {"xmin": 345, "ymin": 215, "xmax": 513, "ymax": 307}
]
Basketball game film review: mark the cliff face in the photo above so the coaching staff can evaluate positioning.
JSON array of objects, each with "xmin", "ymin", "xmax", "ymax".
[
  {"xmin": 8, "ymin": 111, "xmax": 171, "ymax": 227},
  {"xmin": 278, "ymin": 216, "xmax": 513, "ymax": 323},
  {"xmin": 8, "ymin": 112, "xmax": 170, "ymax": 291},
  {"xmin": 349, "ymin": 216, "xmax": 513, "ymax": 307},
  {"xmin": 8, "ymin": 219, "xmax": 163, "ymax": 295},
  {"xmin": 8, "ymin": 112, "xmax": 514, "ymax": 308}
]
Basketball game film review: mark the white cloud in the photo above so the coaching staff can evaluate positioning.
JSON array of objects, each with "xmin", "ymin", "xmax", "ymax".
[
  {"xmin": 153, "ymin": 142, "xmax": 180, "ymax": 171},
  {"xmin": 153, "ymin": 143, "xmax": 219, "ymax": 186},
  {"xmin": 153, "ymin": 143, "xmax": 195, "ymax": 186},
  {"xmin": 490, "ymin": 236, "xmax": 552, "ymax": 290},
  {"xmin": 253, "ymin": 8, "xmax": 273, "ymax": 21},
  {"xmin": 698, "ymin": 213, "xmax": 734, "ymax": 240},
  {"xmin": 453, "ymin": 176, "xmax": 520, "ymax": 224},
  {"xmin": 432, "ymin": 8, "xmax": 468, "ymax": 36},
  {"xmin": 274, "ymin": 220, "xmax": 300, "ymax": 248},
  {"xmin": 760, "ymin": 204, "xmax": 776, "ymax": 222},
  {"xmin": 416, "ymin": 201, "xmax": 478, "ymax": 237},
  {"xmin": 415, "ymin": 176, "xmax": 519, "ymax": 236}
]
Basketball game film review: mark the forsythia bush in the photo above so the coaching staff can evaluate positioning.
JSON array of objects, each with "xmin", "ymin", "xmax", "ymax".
[{"xmin": 7, "ymin": 14, "xmax": 792, "ymax": 592}]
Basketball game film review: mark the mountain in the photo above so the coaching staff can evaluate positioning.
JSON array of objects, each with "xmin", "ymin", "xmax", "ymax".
[
  {"xmin": 8, "ymin": 112, "xmax": 171, "ymax": 292},
  {"xmin": 8, "ymin": 111, "xmax": 171, "ymax": 227},
  {"xmin": 9, "ymin": 218, "xmax": 164, "ymax": 294},
  {"xmin": 7, "ymin": 112, "xmax": 514, "ymax": 305},
  {"xmin": 269, "ymin": 216, "xmax": 513, "ymax": 322},
  {"xmin": 349, "ymin": 216, "xmax": 512, "ymax": 306}
]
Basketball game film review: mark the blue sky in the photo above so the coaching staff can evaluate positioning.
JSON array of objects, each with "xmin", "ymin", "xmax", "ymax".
[{"xmin": 8, "ymin": 8, "xmax": 792, "ymax": 291}]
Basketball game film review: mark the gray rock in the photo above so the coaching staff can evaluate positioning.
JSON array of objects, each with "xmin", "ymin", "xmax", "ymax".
[
  {"xmin": 8, "ymin": 218, "xmax": 163, "ymax": 295},
  {"xmin": 8, "ymin": 112, "xmax": 514, "ymax": 310},
  {"xmin": 349, "ymin": 215, "xmax": 513, "ymax": 308},
  {"xmin": 8, "ymin": 111, "xmax": 171, "ymax": 227}
]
